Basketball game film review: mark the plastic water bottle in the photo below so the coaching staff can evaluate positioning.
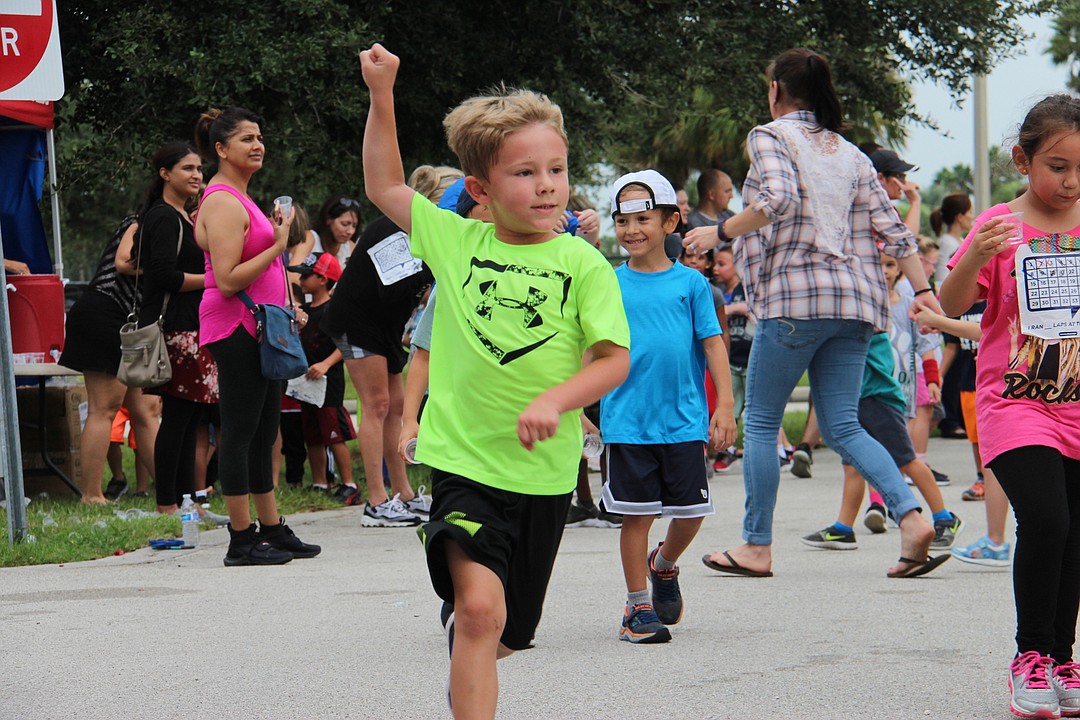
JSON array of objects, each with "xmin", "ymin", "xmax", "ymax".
[
  {"xmin": 180, "ymin": 494, "xmax": 200, "ymax": 549},
  {"xmin": 582, "ymin": 433, "xmax": 604, "ymax": 459}
]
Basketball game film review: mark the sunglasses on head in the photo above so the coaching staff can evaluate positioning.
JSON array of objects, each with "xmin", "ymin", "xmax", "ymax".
[{"xmin": 337, "ymin": 197, "xmax": 361, "ymax": 209}]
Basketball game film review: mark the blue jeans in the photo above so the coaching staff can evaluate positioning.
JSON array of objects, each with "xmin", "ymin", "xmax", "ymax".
[{"xmin": 741, "ymin": 318, "xmax": 920, "ymax": 545}]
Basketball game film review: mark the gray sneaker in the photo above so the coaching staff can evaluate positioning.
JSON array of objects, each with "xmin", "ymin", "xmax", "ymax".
[
  {"xmin": 1054, "ymin": 661, "xmax": 1080, "ymax": 717},
  {"xmin": 790, "ymin": 444, "xmax": 813, "ymax": 478},
  {"xmin": 931, "ymin": 514, "xmax": 964, "ymax": 550},
  {"xmin": 1009, "ymin": 651, "xmax": 1059, "ymax": 719},
  {"xmin": 800, "ymin": 524, "xmax": 857, "ymax": 550},
  {"xmin": 361, "ymin": 494, "xmax": 422, "ymax": 527},
  {"xmin": 405, "ymin": 485, "xmax": 432, "ymax": 518},
  {"xmin": 565, "ymin": 501, "xmax": 599, "ymax": 528}
]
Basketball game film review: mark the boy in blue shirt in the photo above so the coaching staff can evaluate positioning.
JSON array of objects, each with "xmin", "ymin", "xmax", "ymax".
[
  {"xmin": 359, "ymin": 44, "xmax": 631, "ymax": 717},
  {"xmin": 601, "ymin": 170, "xmax": 738, "ymax": 643}
]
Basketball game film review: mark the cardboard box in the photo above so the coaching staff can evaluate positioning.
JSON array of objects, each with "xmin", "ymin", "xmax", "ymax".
[{"xmin": 16, "ymin": 384, "xmax": 87, "ymax": 496}]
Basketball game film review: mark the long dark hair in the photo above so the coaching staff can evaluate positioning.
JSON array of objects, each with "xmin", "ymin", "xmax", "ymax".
[
  {"xmin": 193, "ymin": 106, "xmax": 262, "ymax": 163},
  {"xmin": 315, "ymin": 195, "xmax": 362, "ymax": 254},
  {"xmin": 136, "ymin": 141, "xmax": 199, "ymax": 218},
  {"xmin": 1016, "ymin": 94, "xmax": 1080, "ymax": 163},
  {"xmin": 768, "ymin": 48, "xmax": 848, "ymax": 133}
]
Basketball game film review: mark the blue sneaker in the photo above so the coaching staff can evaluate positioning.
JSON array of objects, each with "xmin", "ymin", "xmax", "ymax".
[
  {"xmin": 951, "ymin": 535, "xmax": 1011, "ymax": 567},
  {"xmin": 619, "ymin": 603, "xmax": 671, "ymax": 644},
  {"xmin": 648, "ymin": 544, "xmax": 683, "ymax": 625}
]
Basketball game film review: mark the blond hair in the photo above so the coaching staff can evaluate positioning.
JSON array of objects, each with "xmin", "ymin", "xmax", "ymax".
[
  {"xmin": 407, "ymin": 165, "xmax": 464, "ymax": 204},
  {"xmin": 443, "ymin": 87, "xmax": 567, "ymax": 180},
  {"xmin": 917, "ymin": 235, "xmax": 940, "ymax": 255}
]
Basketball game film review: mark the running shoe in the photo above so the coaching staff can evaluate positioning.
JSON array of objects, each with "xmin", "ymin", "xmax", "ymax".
[
  {"xmin": 932, "ymin": 468, "xmax": 951, "ymax": 486},
  {"xmin": 1009, "ymin": 651, "xmax": 1060, "ymax": 719},
  {"xmin": 565, "ymin": 501, "xmax": 599, "ymax": 528},
  {"xmin": 619, "ymin": 603, "xmax": 671, "ymax": 644},
  {"xmin": 863, "ymin": 503, "xmax": 887, "ymax": 534},
  {"xmin": 713, "ymin": 450, "xmax": 739, "ymax": 473},
  {"xmin": 931, "ymin": 513, "xmax": 964, "ymax": 550},
  {"xmin": 104, "ymin": 476, "xmax": 128, "ymax": 502},
  {"xmin": 951, "ymin": 535, "xmax": 1011, "ymax": 567},
  {"xmin": 962, "ymin": 478, "xmax": 986, "ymax": 501},
  {"xmin": 800, "ymin": 524, "xmax": 857, "ymax": 550},
  {"xmin": 790, "ymin": 443, "xmax": 813, "ymax": 478},
  {"xmin": 405, "ymin": 485, "xmax": 432, "ymax": 518},
  {"xmin": 1053, "ymin": 661, "xmax": 1080, "ymax": 718},
  {"xmin": 361, "ymin": 495, "xmax": 422, "ymax": 527},
  {"xmin": 648, "ymin": 544, "xmax": 683, "ymax": 625},
  {"xmin": 333, "ymin": 484, "xmax": 362, "ymax": 505},
  {"xmin": 440, "ymin": 601, "xmax": 455, "ymax": 658}
]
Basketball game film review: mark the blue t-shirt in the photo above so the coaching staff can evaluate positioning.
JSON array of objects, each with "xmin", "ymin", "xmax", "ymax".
[{"xmin": 601, "ymin": 261, "xmax": 722, "ymax": 444}]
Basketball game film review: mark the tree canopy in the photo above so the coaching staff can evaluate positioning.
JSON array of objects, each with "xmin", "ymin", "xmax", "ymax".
[{"xmin": 53, "ymin": 0, "xmax": 1043, "ymax": 277}]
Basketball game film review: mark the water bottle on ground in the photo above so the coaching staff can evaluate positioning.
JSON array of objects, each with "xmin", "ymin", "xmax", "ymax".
[
  {"xmin": 582, "ymin": 433, "xmax": 604, "ymax": 459},
  {"xmin": 180, "ymin": 494, "xmax": 200, "ymax": 549}
]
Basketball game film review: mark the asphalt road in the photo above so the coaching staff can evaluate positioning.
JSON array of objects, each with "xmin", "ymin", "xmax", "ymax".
[{"xmin": 1, "ymin": 436, "xmax": 1017, "ymax": 719}]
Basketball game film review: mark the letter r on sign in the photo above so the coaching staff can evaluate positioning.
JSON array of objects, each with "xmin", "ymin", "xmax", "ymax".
[{"xmin": 1, "ymin": 28, "xmax": 18, "ymax": 56}]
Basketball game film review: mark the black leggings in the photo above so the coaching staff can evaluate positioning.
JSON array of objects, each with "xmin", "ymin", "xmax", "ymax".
[
  {"xmin": 154, "ymin": 395, "xmax": 204, "ymax": 506},
  {"xmin": 990, "ymin": 445, "xmax": 1080, "ymax": 663},
  {"xmin": 207, "ymin": 327, "xmax": 281, "ymax": 497}
]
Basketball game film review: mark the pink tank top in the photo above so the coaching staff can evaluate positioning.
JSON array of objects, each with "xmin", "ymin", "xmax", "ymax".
[{"xmin": 198, "ymin": 184, "xmax": 285, "ymax": 345}]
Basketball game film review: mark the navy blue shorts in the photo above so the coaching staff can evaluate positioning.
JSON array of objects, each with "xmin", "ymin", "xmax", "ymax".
[
  {"xmin": 600, "ymin": 441, "xmax": 714, "ymax": 518},
  {"xmin": 841, "ymin": 396, "xmax": 917, "ymax": 468}
]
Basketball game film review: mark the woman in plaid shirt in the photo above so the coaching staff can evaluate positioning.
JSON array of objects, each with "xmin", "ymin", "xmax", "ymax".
[{"xmin": 685, "ymin": 48, "xmax": 947, "ymax": 579}]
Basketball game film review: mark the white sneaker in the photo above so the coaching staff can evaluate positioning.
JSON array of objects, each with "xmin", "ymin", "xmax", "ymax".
[
  {"xmin": 405, "ymin": 485, "xmax": 432, "ymax": 518},
  {"xmin": 361, "ymin": 494, "xmax": 422, "ymax": 527}
]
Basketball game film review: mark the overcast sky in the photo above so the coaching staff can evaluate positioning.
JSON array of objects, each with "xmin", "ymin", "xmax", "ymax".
[{"xmin": 904, "ymin": 12, "xmax": 1070, "ymax": 188}]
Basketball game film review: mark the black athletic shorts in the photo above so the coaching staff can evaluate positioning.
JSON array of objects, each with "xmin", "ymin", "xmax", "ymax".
[
  {"xmin": 418, "ymin": 469, "xmax": 573, "ymax": 651},
  {"xmin": 840, "ymin": 396, "xmax": 917, "ymax": 468},
  {"xmin": 601, "ymin": 441, "xmax": 714, "ymax": 518}
]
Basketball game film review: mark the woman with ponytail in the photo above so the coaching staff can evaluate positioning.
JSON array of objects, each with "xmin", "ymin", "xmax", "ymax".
[
  {"xmin": 131, "ymin": 141, "xmax": 220, "ymax": 516},
  {"xmin": 929, "ymin": 193, "xmax": 974, "ymax": 282},
  {"xmin": 683, "ymin": 48, "xmax": 947, "ymax": 579},
  {"xmin": 194, "ymin": 107, "xmax": 320, "ymax": 566}
]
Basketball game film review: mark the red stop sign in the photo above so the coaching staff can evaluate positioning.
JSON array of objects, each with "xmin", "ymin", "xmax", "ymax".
[{"xmin": 0, "ymin": 0, "xmax": 53, "ymax": 93}]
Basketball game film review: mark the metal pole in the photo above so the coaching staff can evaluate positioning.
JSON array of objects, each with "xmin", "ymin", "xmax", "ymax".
[
  {"xmin": 973, "ymin": 74, "xmax": 991, "ymax": 213},
  {"xmin": 46, "ymin": 128, "xmax": 63, "ymax": 278},
  {"xmin": 0, "ymin": 224, "xmax": 29, "ymax": 543}
]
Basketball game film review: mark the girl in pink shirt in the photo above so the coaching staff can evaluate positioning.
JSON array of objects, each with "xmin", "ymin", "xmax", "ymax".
[{"xmin": 940, "ymin": 94, "xmax": 1080, "ymax": 720}]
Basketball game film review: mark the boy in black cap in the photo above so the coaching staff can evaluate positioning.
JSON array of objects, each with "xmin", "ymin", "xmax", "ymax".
[
  {"xmin": 286, "ymin": 252, "xmax": 358, "ymax": 496},
  {"xmin": 869, "ymin": 148, "xmax": 923, "ymax": 234}
]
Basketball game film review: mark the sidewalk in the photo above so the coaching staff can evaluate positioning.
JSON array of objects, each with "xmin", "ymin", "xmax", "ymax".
[{"xmin": 1, "ymin": 436, "xmax": 1016, "ymax": 719}]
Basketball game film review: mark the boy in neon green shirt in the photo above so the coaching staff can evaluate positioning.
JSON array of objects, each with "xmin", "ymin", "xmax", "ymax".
[{"xmin": 359, "ymin": 44, "xmax": 630, "ymax": 718}]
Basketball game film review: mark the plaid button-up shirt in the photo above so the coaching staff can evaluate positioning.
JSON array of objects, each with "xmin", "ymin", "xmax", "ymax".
[{"xmin": 735, "ymin": 111, "xmax": 917, "ymax": 333}]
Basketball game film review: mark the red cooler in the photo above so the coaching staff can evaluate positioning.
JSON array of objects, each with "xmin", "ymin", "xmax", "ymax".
[{"xmin": 7, "ymin": 274, "xmax": 65, "ymax": 359}]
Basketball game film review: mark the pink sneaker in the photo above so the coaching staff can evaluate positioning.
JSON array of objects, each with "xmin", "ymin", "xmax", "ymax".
[{"xmin": 1009, "ymin": 651, "xmax": 1060, "ymax": 718}]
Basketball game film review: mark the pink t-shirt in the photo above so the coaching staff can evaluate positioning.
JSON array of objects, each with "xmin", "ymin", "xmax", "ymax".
[
  {"xmin": 948, "ymin": 203, "xmax": 1080, "ymax": 464},
  {"xmin": 198, "ymin": 184, "xmax": 285, "ymax": 346}
]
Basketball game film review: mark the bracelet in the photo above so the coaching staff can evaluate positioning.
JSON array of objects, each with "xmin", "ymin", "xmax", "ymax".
[
  {"xmin": 914, "ymin": 288, "xmax": 934, "ymax": 297},
  {"xmin": 716, "ymin": 220, "xmax": 732, "ymax": 245}
]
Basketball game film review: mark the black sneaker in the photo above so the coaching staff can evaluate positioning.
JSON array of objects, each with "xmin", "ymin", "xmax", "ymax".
[
  {"xmin": 333, "ymin": 484, "xmax": 362, "ymax": 505},
  {"xmin": 565, "ymin": 501, "xmax": 599, "ymax": 527},
  {"xmin": 224, "ymin": 523, "xmax": 293, "ymax": 566},
  {"xmin": 594, "ymin": 509, "xmax": 623, "ymax": 528},
  {"xmin": 648, "ymin": 544, "xmax": 683, "ymax": 625},
  {"xmin": 790, "ymin": 443, "xmax": 813, "ymax": 478},
  {"xmin": 800, "ymin": 524, "xmax": 857, "ymax": 550},
  {"xmin": 440, "ymin": 601, "xmax": 455, "ymax": 658},
  {"xmin": 932, "ymin": 468, "xmax": 951, "ymax": 486},
  {"xmin": 104, "ymin": 476, "xmax": 129, "ymax": 501},
  {"xmin": 259, "ymin": 517, "xmax": 321, "ymax": 558}
]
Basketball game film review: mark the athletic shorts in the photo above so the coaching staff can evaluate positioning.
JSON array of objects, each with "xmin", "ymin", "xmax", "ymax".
[
  {"xmin": 841, "ymin": 396, "xmax": 916, "ymax": 468},
  {"xmin": 418, "ymin": 470, "xmax": 572, "ymax": 651},
  {"xmin": 300, "ymin": 404, "xmax": 357, "ymax": 446},
  {"xmin": 110, "ymin": 406, "xmax": 136, "ymax": 449},
  {"xmin": 329, "ymin": 332, "xmax": 379, "ymax": 362},
  {"xmin": 959, "ymin": 390, "xmax": 979, "ymax": 444},
  {"xmin": 600, "ymin": 441, "xmax": 713, "ymax": 518}
]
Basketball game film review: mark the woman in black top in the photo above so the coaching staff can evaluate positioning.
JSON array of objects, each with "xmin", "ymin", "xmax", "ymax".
[
  {"xmin": 59, "ymin": 216, "xmax": 162, "ymax": 504},
  {"xmin": 133, "ymin": 141, "xmax": 217, "ymax": 513}
]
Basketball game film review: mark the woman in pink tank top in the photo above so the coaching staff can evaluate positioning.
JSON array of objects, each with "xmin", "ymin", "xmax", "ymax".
[{"xmin": 193, "ymin": 106, "xmax": 320, "ymax": 566}]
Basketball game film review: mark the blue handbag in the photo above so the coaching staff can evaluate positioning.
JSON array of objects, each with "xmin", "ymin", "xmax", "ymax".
[{"xmin": 237, "ymin": 281, "xmax": 309, "ymax": 381}]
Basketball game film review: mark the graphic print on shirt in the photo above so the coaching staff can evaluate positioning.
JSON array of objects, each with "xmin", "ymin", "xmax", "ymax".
[
  {"xmin": 1004, "ymin": 236, "xmax": 1080, "ymax": 403},
  {"xmin": 461, "ymin": 257, "xmax": 571, "ymax": 365}
]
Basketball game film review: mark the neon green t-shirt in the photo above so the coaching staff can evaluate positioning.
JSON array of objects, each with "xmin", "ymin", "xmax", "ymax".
[{"xmin": 409, "ymin": 193, "xmax": 630, "ymax": 495}]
